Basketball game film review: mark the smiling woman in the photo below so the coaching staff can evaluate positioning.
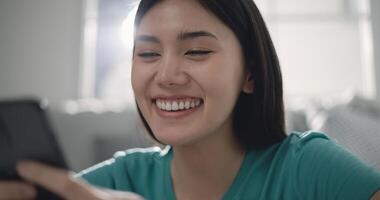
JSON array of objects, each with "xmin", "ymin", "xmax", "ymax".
[
  {"xmin": 132, "ymin": 0, "xmax": 254, "ymax": 147},
  {"xmin": 0, "ymin": 0, "xmax": 379, "ymax": 200},
  {"xmin": 81, "ymin": 0, "xmax": 380, "ymax": 199}
]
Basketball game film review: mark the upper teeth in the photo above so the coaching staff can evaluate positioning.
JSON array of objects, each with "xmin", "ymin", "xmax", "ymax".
[{"xmin": 156, "ymin": 98, "xmax": 202, "ymax": 111}]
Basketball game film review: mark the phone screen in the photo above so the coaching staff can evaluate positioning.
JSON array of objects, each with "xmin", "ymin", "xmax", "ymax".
[{"xmin": 0, "ymin": 99, "xmax": 68, "ymax": 199}]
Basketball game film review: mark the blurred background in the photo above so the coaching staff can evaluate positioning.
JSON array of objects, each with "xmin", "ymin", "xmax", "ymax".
[{"xmin": 1, "ymin": 0, "xmax": 380, "ymax": 171}]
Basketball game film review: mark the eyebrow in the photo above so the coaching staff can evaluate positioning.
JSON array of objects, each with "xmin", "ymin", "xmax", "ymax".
[
  {"xmin": 178, "ymin": 30, "xmax": 218, "ymax": 41},
  {"xmin": 135, "ymin": 35, "xmax": 160, "ymax": 43},
  {"xmin": 135, "ymin": 30, "xmax": 218, "ymax": 44}
]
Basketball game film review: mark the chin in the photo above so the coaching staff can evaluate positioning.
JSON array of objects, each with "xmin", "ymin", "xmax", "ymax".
[{"xmin": 153, "ymin": 129, "xmax": 199, "ymax": 147}]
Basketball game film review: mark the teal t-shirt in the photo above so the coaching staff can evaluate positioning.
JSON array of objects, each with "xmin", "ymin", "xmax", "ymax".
[{"xmin": 77, "ymin": 131, "xmax": 380, "ymax": 199}]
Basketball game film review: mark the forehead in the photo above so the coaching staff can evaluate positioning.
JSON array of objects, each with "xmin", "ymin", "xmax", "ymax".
[{"xmin": 135, "ymin": 0, "xmax": 232, "ymax": 39}]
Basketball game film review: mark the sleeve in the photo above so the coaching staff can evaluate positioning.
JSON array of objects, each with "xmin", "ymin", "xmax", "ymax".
[
  {"xmin": 74, "ymin": 151, "xmax": 135, "ymax": 192},
  {"xmin": 293, "ymin": 132, "xmax": 380, "ymax": 200},
  {"xmin": 75, "ymin": 158, "xmax": 117, "ymax": 189}
]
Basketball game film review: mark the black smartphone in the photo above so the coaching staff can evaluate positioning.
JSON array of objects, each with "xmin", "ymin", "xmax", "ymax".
[{"xmin": 0, "ymin": 99, "xmax": 68, "ymax": 200}]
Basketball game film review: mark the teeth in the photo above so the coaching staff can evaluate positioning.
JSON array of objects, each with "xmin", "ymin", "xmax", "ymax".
[
  {"xmin": 165, "ymin": 102, "xmax": 171, "ymax": 111},
  {"xmin": 195, "ymin": 99, "xmax": 200, "ymax": 106},
  {"xmin": 184, "ymin": 101, "xmax": 190, "ymax": 109},
  {"xmin": 172, "ymin": 101, "xmax": 179, "ymax": 111},
  {"xmin": 179, "ymin": 101, "xmax": 184, "ymax": 109},
  {"xmin": 155, "ymin": 98, "xmax": 202, "ymax": 112}
]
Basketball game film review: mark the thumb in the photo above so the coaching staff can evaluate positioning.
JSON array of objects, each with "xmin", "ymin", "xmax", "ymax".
[
  {"xmin": 17, "ymin": 161, "xmax": 92, "ymax": 199},
  {"xmin": 17, "ymin": 161, "xmax": 145, "ymax": 200}
]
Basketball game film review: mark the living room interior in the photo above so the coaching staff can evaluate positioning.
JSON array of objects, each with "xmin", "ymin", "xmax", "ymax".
[{"xmin": 0, "ymin": 0, "xmax": 379, "ymax": 172}]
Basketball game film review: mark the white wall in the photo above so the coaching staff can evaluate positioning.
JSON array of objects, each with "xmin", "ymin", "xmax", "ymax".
[
  {"xmin": 0, "ymin": 0, "xmax": 91, "ymax": 171},
  {"xmin": 0, "ymin": 0, "xmax": 148, "ymax": 172},
  {"xmin": 0, "ymin": 0, "xmax": 83, "ymax": 104},
  {"xmin": 371, "ymin": 0, "xmax": 380, "ymax": 98}
]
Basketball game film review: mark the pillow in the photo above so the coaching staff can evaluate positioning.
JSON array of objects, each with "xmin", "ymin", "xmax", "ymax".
[{"xmin": 308, "ymin": 105, "xmax": 380, "ymax": 169}]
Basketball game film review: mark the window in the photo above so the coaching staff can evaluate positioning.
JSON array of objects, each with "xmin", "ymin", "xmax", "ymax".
[
  {"xmin": 80, "ymin": 0, "xmax": 375, "ymax": 105},
  {"xmin": 255, "ymin": 0, "xmax": 374, "ymax": 99},
  {"xmin": 79, "ymin": 0, "xmax": 138, "ymax": 106}
]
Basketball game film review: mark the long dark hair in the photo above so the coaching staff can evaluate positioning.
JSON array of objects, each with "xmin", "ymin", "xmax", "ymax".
[{"xmin": 134, "ymin": 0, "xmax": 287, "ymax": 150}]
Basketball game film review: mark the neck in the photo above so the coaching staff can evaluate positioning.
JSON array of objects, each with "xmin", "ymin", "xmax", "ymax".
[{"xmin": 171, "ymin": 127, "xmax": 245, "ymax": 200}]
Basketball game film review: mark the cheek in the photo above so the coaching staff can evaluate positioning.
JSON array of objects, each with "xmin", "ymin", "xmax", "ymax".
[
  {"xmin": 131, "ymin": 63, "xmax": 150, "ymax": 96},
  {"xmin": 197, "ymin": 60, "xmax": 245, "ymax": 125},
  {"xmin": 196, "ymin": 56, "xmax": 244, "ymax": 96},
  {"xmin": 193, "ymin": 65, "xmax": 244, "ymax": 118},
  {"xmin": 131, "ymin": 65, "xmax": 151, "ymax": 113},
  {"xmin": 131, "ymin": 68, "xmax": 139, "ymax": 96}
]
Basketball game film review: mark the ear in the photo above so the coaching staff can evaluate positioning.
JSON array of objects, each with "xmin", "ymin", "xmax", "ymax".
[{"xmin": 242, "ymin": 73, "xmax": 254, "ymax": 94}]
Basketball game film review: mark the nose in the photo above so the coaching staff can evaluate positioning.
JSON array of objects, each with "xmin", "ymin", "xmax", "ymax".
[{"xmin": 155, "ymin": 54, "xmax": 189, "ymax": 88}]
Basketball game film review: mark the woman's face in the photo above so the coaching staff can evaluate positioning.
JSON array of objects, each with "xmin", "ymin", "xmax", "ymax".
[{"xmin": 132, "ymin": 0, "xmax": 252, "ymax": 146}]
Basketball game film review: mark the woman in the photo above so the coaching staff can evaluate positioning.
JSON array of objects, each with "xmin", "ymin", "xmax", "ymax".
[{"xmin": 1, "ymin": 0, "xmax": 380, "ymax": 199}]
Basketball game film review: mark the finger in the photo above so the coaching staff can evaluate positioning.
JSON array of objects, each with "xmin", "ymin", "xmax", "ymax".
[
  {"xmin": 0, "ymin": 181, "xmax": 36, "ymax": 199},
  {"xmin": 16, "ymin": 161, "xmax": 91, "ymax": 200}
]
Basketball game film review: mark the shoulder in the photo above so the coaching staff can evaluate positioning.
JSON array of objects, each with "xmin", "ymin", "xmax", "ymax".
[
  {"xmin": 114, "ymin": 146, "xmax": 169, "ymax": 162},
  {"xmin": 285, "ymin": 130, "xmax": 331, "ymax": 148},
  {"xmin": 266, "ymin": 130, "xmax": 334, "ymax": 161},
  {"xmin": 279, "ymin": 130, "xmax": 341, "ymax": 159},
  {"xmin": 279, "ymin": 130, "xmax": 360, "ymax": 169},
  {"xmin": 78, "ymin": 146, "xmax": 168, "ymax": 175},
  {"xmin": 76, "ymin": 146, "xmax": 171, "ymax": 189},
  {"xmin": 111, "ymin": 146, "xmax": 170, "ymax": 170},
  {"xmin": 280, "ymin": 131, "xmax": 380, "ymax": 200},
  {"xmin": 245, "ymin": 131, "xmax": 332, "ymax": 170}
]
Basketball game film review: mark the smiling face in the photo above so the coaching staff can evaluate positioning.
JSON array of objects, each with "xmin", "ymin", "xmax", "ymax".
[{"xmin": 132, "ymin": 0, "xmax": 253, "ymax": 147}]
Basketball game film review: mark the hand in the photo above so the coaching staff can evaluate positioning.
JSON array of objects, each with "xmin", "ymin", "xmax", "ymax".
[
  {"xmin": 371, "ymin": 190, "xmax": 380, "ymax": 200},
  {"xmin": 0, "ymin": 181, "xmax": 37, "ymax": 199},
  {"xmin": 6, "ymin": 161, "xmax": 145, "ymax": 200}
]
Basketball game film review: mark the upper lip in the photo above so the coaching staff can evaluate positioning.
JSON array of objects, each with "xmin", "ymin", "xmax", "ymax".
[{"xmin": 151, "ymin": 95, "xmax": 203, "ymax": 101}]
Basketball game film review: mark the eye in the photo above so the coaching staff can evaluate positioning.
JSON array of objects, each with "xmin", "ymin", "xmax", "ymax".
[
  {"xmin": 137, "ymin": 52, "xmax": 161, "ymax": 58},
  {"xmin": 185, "ymin": 50, "xmax": 213, "ymax": 57}
]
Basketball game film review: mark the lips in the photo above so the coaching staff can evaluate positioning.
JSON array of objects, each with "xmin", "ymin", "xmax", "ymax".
[
  {"xmin": 151, "ymin": 95, "xmax": 204, "ymax": 118},
  {"xmin": 154, "ymin": 98, "xmax": 203, "ymax": 111}
]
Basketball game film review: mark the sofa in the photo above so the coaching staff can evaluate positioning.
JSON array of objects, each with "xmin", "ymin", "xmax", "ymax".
[
  {"xmin": 286, "ymin": 93, "xmax": 380, "ymax": 169},
  {"xmin": 49, "ymin": 94, "xmax": 380, "ymax": 171}
]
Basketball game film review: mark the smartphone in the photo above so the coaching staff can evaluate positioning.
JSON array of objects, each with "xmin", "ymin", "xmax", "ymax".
[{"xmin": 0, "ymin": 99, "xmax": 68, "ymax": 200}]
